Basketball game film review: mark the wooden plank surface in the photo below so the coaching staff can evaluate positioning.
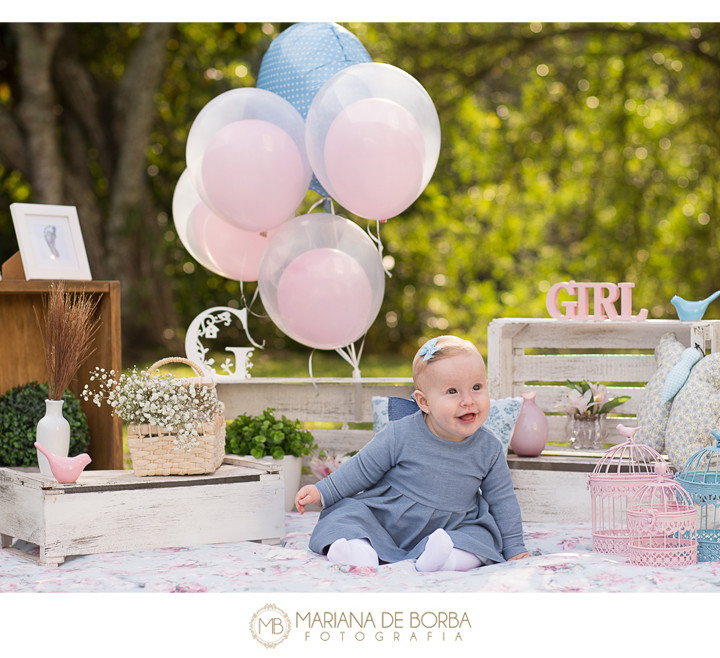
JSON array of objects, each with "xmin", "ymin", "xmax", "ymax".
[
  {"xmin": 0, "ymin": 457, "xmax": 279, "ymax": 491},
  {"xmin": 507, "ymin": 451, "xmax": 600, "ymax": 473},
  {"xmin": 513, "ymin": 353, "xmax": 658, "ymax": 383},
  {"xmin": 511, "ymin": 468, "xmax": 592, "ymax": 523},
  {"xmin": 488, "ymin": 318, "xmax": 692, "ymax": 349},
  {"xmin": 40, "ymin": 478, "xmax": 284, "ymax": 560},
  {"xmin": 217, "ymin": 378, "xmax": 414, "ymax": 423}
]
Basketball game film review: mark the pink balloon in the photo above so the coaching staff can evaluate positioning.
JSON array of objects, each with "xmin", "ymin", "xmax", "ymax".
[
  {"xmin": 200, "ymin": 119, "xmax": 308, "ymax": 232},
  {"xmin": 189, "ymin": 203, "xmax": 276, "ymax": 281},
  {"xmin": 323, "ymin": 98, "xmax": 425, "ymax": 220},
  {"xmin": 276, "ymin": 248, "xmax": 373, "ymax": 350}
]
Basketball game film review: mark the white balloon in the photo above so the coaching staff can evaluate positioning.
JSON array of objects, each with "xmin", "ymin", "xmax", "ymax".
[
  {"xmin": 171, "ymin": 169, "xmax": 217, "ymax": 272},
  {"xmin": 258, "ymin": 213, "xmax": 385, "ymax": 350},
  {"xmin": 305, "ymin": 62, "xmax": 441, "ymax": 219},
  {"xmin": 186, "ymin": 88, "xmax": 312, "ymax": 231}
]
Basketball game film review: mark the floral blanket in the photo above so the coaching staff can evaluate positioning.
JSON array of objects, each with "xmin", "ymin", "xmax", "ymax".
[{"xmin": 1, "ymin": 513, "xmax": 719, "ymax": 593}]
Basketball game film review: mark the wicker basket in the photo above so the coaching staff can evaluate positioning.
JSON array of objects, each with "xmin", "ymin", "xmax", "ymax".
[{"xmin": 126, "ymin": 357, "xmax": 226, "ymax": 477}]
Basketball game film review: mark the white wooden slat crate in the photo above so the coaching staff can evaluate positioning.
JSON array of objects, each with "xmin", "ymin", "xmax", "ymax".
[
  {"xmin": 489, "ymin": 318, "xmax": 720, "ymax": 522},
  {"xmin": 0, "ymin": 455, "xmax": 284, "ymax": 566},
  {"xmin": 487, "ymin": 318, "xmax": 720, "ymax": 447}
]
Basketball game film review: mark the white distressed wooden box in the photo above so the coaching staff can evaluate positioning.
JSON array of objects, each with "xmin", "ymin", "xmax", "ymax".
[
  {"xmin": 0, "ymin": 455, "xmax": 284, "ymax": 566},
  {"xmin": 488, "ymin": 318, "xmax": 720, "ymax": 522}
]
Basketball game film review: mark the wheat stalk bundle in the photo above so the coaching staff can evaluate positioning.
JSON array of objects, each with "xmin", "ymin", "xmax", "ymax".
[{"xmin": 35, "ymin": 282, "xmax": 101, "ymax": 400}]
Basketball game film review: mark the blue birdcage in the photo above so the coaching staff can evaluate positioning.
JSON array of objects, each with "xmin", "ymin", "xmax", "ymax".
[{"xmin": 675, "ymin": 429, "xmax": 720, "ymax": 562}]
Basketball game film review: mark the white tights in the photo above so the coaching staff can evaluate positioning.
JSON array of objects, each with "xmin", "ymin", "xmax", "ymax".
[
  {"xmin": 326, "ymin": 529, "xmax": 483, "ymax": 572},
  {"xmin": 327, "ymin": 538, "xmax": 379, "ymax": 567}
]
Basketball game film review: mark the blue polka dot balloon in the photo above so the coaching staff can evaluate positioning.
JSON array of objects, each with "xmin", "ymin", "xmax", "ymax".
[{"xmin": 258, "ymin": 22, "xmax": 372, "ymax": 197}]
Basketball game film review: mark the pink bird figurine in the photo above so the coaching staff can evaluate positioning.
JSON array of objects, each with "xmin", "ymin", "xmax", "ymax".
[
  {"xmin": 616, "ymin": 424, "xmax": 642, "ymax": 441},
  {"xmin": 34, "ymin": 442, "xmax": 91, "ymax": 483}
]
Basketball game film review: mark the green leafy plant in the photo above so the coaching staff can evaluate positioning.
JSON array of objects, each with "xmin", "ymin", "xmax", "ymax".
[
  {"xmin": 226, "ymin": 408, "xmax": 317, "ymax": 460},
  {"xmin": 0, "ymin": 382, "xmax": 90, "ymax": 467}
]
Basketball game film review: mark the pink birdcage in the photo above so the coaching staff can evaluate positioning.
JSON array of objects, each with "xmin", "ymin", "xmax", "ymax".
[
  {"xmin": 626, "ymin": 477, "xmax": 697, "ymax": 567},
  {"xmin": 588, "ymin": 425, "xmax": 668, "ymax": 555}
]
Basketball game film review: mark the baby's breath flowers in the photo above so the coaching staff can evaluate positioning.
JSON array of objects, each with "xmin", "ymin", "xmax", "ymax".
[{"xmin": 82, "ymin": 366, "xmax": 222, "ymax": 450}]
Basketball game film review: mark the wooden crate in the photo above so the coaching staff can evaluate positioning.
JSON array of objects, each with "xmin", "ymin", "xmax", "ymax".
[
  {"xmin": 0, "ymin": 455, "xmax": 284, "ymax": 566},
  {"xmin": 0, "ymin": 280, "xmax": 123, "ymax": 469},
  {"xmin": 488, "ymin": 317, "xmax": 720, "ymax": 522},
  {"xmin": 487, "ymin": 318, "xmax": 720, "ymax": 447}
]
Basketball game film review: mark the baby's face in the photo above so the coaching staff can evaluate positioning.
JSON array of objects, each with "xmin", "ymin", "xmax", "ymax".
[{"xmin": 413, "ymin": 352, "xmax": 491, "ymax": 442}]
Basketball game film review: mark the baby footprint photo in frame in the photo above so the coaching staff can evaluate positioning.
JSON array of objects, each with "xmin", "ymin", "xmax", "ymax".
[{"xmin": 9, "ymin": 203, "xmax": 92, "ymax": 280}]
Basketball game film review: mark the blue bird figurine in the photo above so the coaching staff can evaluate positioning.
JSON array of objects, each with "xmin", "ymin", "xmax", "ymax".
[
  {"xmin": 711, "ymin": 429, "xmax": 720, "ymax": 447},
  {"xmin": 671, "ymin": 290, "xmax": 720, "ymax": 321}
]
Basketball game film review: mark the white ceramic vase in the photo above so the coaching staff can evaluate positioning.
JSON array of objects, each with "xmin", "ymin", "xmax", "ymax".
[
  {"xmin": 36, "ymin": 399, "xmax": 70, "ymax": 477},
  {"xmin": 271, "ymin": 455, "xmax": 302, "ymax": 513}
]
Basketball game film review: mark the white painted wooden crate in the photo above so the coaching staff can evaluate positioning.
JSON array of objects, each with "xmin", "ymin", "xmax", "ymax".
[
  {"xmin": 0, "ymin": 455, "xmax": 284, "ymax": 566},
  {"xmin": 487, "ymin": 318, "xmax": 720, "ymax": 447},
  {"xmin": 488, "ymin": 318, "xmax": 720, "ymax": 522}
]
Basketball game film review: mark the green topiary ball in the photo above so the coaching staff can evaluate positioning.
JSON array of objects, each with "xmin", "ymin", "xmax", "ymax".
[{"xmin": 0, "ymin": 382, "xmax": 91, "ymax": 467}]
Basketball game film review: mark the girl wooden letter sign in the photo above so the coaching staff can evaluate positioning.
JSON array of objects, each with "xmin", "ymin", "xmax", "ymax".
[{"xmin": 546, "ymin": 281, "xmax": 648, "ymax": 321}]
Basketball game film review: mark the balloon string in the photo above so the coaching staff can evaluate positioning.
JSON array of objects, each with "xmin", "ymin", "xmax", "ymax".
[
  {"xmin": 231, "ymin": 272, "xmax": 265, "ymax": 350},
  {"xmin": 335, "ymin": 337, "xmax": 365, "ymax": 380},
  {"xmin": 309, "ymin": 196, "xmax": 335, "ymax": 215},
  {"xmin": 239, "ymin": 280, "xmax": 265, "ymax": 320},
  {"xmin": 243, "ymin": 306, "xmax": 265, "ymax": 350},
  {"xmin": 236, "ymin": 250, "xmax": 262, "ymax": 318},
  {"xmin": 308, "ymin": 349, "xmax": 319, "ymax": 392},
  {"xmin": 367, "ymin": 220, "xmax": 392, "ymax": 278}
]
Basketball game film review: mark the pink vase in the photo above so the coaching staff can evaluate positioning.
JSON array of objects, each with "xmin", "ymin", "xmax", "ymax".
[{"xmin": 510, "ymin": 392, "xmax": 548, "ymax": 457}]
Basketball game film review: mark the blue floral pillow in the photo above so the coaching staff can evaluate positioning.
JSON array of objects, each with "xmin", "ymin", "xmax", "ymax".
[
  {"xmin": 635, "ymin": 333, "xmax": 686, "ymax": 453},
  {"xmin": 665, "ymin": 352, "xmax": 720, "ymax": 469},
  {"xmin": 371, "ymin": 396, "xmax": 390, "ymax": 434},
  {"xmin": 372, "ymin": 395, "xmax": 522, "ymax": 455}
]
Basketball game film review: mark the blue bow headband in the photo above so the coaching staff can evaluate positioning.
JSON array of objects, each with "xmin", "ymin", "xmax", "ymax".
[{"xmin": 418, "ymin": 338, "xmax": 441, "ymax": 361}]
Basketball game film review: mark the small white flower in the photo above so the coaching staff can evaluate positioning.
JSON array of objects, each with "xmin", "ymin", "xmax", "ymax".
[{"xmin": 82, "ymin": 365, "xmax": 220, "ymax": 450}]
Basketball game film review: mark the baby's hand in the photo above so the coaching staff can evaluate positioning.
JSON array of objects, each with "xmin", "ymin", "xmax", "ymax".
[
  {"xmin": 507, "ymin": 551, "xmax": 531, "ymax": 561},
  {"xmin": 295, "ymin": 484, "xmax": 321, "ymax": 514}
]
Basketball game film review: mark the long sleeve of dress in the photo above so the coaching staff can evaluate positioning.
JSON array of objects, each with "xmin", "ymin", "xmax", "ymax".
[
  {"xmin": 478, "ymin": 447, "xmax": 527, "ymax": 559},
  {"xmin": 315, "ymin": 428, "xmax": 398, "ymax": 508}
]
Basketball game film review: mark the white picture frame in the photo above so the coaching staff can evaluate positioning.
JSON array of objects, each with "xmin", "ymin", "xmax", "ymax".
[{"xmin": 9, "ymin": 203, "xmax": 92, "ymax": 280}]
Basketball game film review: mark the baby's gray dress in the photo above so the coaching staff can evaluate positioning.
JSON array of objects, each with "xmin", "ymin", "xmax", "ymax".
[{"xmin": 309, "ymin": 411, "xmax": 527, "ymax": 563}]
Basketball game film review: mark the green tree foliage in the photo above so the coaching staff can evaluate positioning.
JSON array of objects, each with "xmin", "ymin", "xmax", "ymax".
[
  {"xmin": 1, "ymin": 22, "xmax": 719, "ymax": 366},
  {"xmin": 358, "ymin": 23, "xmax": 720, "ymax": 354}
]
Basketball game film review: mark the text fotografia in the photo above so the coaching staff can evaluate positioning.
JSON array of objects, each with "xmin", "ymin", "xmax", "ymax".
[{"xmin": 296, "ymin": 610, "xmax": 471, "ymax": 643}]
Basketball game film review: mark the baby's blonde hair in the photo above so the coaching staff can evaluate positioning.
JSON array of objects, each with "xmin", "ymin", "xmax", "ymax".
[{"xmin": 412, "ymin": 335, "xmax": 482, "ymax": 388}]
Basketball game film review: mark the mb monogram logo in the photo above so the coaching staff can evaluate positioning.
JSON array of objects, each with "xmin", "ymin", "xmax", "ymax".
[{"xmin": 250, "ymin": 603, "xmax": 292, "ymax": 648}]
